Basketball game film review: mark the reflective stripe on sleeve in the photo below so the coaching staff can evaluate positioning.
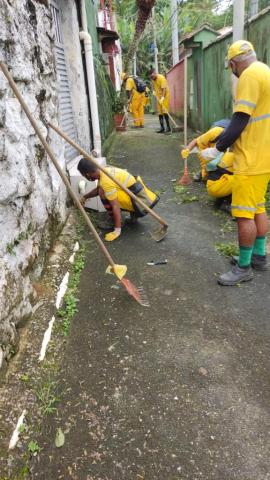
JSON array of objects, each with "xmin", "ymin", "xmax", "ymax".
[
  {"xmin": 249, "ymin": 113, "xmax": 270, "ymax": 123},
  {"xmin": 123, "ymin": 174, "xmax": 132, "ymax": 187},
  {"xmin": 106, "ymin": 188, "xmax": 117, "ymax": 196},
  {"xmin": 235, "ymin": 99, "xmax": 256, "ymax": 108}
]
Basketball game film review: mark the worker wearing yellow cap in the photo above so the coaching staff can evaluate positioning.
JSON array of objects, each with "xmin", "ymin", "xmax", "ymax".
[
  {"xmin": 149, "ymin": 68, "xmax": 171, "ymax": 134},
  {"xmin": 201, "ymin": 40, "xmax": 270, "ymax": 286},
  {"xmin": 121, "ymin": 72, "xmax": 146, "ymax": 128}
]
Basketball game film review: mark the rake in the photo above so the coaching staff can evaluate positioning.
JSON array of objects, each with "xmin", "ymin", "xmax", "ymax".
[
  {"xmin": 0, "ymin": 61, "xmax": 149, "ymax": 308},
  {"xmin": 48, "ymin": 123, "xmax": 169, "ymax": 242}
]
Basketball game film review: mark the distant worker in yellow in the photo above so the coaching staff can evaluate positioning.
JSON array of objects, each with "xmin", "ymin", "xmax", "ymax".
[
  {"xmin": 121, "ymin": 73, "xmax": 148, "ymax": 128},
  {"xmin": 149, "ymin": 68, "xmax": 171, "ymax": 134}
]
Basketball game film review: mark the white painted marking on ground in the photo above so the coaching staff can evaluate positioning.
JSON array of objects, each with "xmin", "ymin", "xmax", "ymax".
[
  {"xmin": 55, "ymin": 272, "xmax": 69, "ymax": 309},
  {"xmin": 69, "ymin": 242, "xmax": 80, "ymax": 264},
  {"xmin": 69, "ymin": 253, "xmax": 75, "ymax": 264},
  {"xmin": 9, "ymin": 410, "xmax": 26, "ymax": 450},
  {"xmin": 39, "ymin": 316, "xmax": 55, "ymax": 362}
]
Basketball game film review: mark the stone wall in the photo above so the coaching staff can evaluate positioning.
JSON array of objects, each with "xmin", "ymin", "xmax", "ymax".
[{"xmin": 0, "ymin": 0, "xmax": 67, "ymax": 374}]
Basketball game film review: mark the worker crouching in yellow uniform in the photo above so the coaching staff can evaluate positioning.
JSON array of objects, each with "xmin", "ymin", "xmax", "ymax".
[
  {"xmin": 181, "ymin": 119, "xmax": 234, "ymax": 212},
  {"xmin": 78, "ymin": 158, "xmax": 159, "ymax": 242},
  {"xmin": 205, "ymin": 151, "xmax": 234, "ymax": 213},
  {"xmin": 182, "ymin": 119, "xmax": 231, "ymax": 182},
  {"xmin": 149, "ymin": 68, "xmax": 171, "ymax": 134},
  {"xmin": 121, "ymin": 73, "xmax": 146, "ymax": 128}
]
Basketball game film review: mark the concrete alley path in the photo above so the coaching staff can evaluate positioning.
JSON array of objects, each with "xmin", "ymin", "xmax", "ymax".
[{"xmin": 32, "ymin": 115, "xmax": 270, "ymax": 480}]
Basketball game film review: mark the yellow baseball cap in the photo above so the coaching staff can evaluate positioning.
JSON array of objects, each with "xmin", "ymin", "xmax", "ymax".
[{"xmin": 227, "ymin": 40, "xmax": 255, "ymax": 62}]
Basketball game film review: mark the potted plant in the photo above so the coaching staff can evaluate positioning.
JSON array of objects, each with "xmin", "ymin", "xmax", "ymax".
[{"xmin": 112, "ymin": 90, "xmax": 127, "ymax": 132}]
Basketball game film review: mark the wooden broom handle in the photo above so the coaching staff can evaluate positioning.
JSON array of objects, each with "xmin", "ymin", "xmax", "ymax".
[
  {"xmin": 156, "ymin": 97, "xmax": 177, "ymax": 128},
  {"xmin": 48, "ymin": 122, "xmax": 168, "ymax": 228},
  {"xmin": 0, "ymin": 61, "xmax": 116, "ymax": 269}
]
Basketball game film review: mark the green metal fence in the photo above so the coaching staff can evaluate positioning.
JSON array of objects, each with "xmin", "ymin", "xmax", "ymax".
[{"xmin": 193, "ymin": 7, "xmax": 270, "ymax": 131}]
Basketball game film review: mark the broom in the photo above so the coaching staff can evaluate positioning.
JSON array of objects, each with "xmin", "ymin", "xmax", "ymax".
[
  {"xmin": 0, "ymin": 61, "xmax": 149, "ymax": 308},
  {"xmin": 178, "ymin": 55, "xmax": 192, "ymax": 186}
]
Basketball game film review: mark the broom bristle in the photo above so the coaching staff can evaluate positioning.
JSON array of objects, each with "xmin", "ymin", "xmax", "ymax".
[{"xmin": 178, "ymin": 173, "xmax": 193, "ymax": 185}]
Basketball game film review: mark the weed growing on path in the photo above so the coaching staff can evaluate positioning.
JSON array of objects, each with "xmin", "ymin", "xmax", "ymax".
[
  {"xmin": 219, "ymin": 219, "xmax": 236, "ymax": 236},
  {"xmin": 33, "ymin": 377, "xmax": 60, "ymax": 415},
  {"xmin": 215, "ymin": 242, "xmax": 239, "ymax": 257},
  {"xmin": 173, "ymin": 184, "xmax": 198, "ymax": 203},
  {"xmin": 27, "ymin": 440, "xmax": 40, "ymax": 455},
  {"xmin": 57, "ymin": 244, "xmax": 86, "ymax": 336}
]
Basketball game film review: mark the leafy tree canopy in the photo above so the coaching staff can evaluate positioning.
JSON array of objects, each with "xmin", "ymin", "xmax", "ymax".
[{"xmin": 115, "ymin": 0, "xmax": 270, "ymax": 77}]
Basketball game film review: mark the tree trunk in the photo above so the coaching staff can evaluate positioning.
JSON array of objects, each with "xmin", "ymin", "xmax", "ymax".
[{"xmin": 124, "ymin": 0, "xmax": 156, "ymax": 71}]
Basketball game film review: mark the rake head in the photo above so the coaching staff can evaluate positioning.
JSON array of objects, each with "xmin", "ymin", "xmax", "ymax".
[
  {"xmin": 150, "ymin": 224, "xmax": 168, "ymax": 242},
  {"xmin": 121, "ymin": 278, "xmax": 150, "ymax": 307}
]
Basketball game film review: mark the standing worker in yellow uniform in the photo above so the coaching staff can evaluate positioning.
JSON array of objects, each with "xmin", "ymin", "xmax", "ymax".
[
  {"xmin": 202, "ymin": 40, "xmax": 270, "ymax": 286},
  {"xmin": 78, "ymin": 158, "xmax": 159, "ymax": 242},
  {"xmin": 121, "ymin": 73, "xmax": 146, "ymax": 128},
  {"xmin": 149, "ymin": 68, "xmax": 171, "ymax": 134}
]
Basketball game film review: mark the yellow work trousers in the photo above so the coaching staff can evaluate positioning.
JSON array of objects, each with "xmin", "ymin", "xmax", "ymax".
[
  {"xmin": 198, "ymin": 153, "xmax": 207, "ymax": 180},
  {"xmin": 207, "ymin": 174, "xmax": 234, "ymax": 198},
  {"xmin": 157, "ymin": 94, "xmax": 170, "ymax": 115},
  {"xmin": 131, "ymin": 91, "xmax": 145, "ymax": 127}
]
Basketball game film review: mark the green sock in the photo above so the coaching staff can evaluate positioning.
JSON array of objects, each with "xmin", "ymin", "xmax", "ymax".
[
  {"xmin": 238, "ymin": 246, "xmax": 253, "ymax": 268},
  {"xmin": 252, "ymin": 236, "xmax": 266, "ymax": 256}
]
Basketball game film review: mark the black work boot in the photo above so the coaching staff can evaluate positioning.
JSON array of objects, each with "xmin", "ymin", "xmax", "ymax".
[
  {"xmin": 164, "ymin": 114, "xmax": 172, "ymax": 134},
  {"xmin": 231, "ymin": 254, "xmax": 268, "ymax": 271},
  {"xmin": 156, "ymin": 115, "xmax": 164, "ymax": 133}
]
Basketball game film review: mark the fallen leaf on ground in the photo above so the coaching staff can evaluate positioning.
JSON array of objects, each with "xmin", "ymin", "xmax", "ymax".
[{"xmin": 55, "ymin": 428, "xmax": 65, "ymax": 448}]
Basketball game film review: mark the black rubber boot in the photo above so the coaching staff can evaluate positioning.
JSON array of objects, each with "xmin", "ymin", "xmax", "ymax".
[
  {"xmin": 156, "ymin": 115, "xmax": 164, "ymax": 133},
  {"xmin": 164, "ymin": 114, "xmax": 172, "ymax": 134}
]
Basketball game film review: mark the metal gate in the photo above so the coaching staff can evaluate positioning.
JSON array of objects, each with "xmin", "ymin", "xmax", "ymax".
[{"xmin": 50, "ymin": 0, "xmax": 78, "ymax": 162}]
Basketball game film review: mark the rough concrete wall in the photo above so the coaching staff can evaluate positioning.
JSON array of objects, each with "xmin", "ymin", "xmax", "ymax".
[
  {"xmin": 0, "ymin": 0, "xmax": 67, "ymax": 375},
  {"xmin": 59, "ymin": 0, "xmax": 91, "ymax": 151}
]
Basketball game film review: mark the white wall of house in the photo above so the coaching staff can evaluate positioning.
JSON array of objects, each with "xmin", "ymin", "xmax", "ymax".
[{"xmin": 59, "ymin": 0, "xmax": 91, "ymax": 155}]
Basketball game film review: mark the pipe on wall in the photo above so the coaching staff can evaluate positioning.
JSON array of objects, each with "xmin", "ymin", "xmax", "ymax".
[{"xmin": 80, "ymin": 0, "xmax": 102, "ymax": 157}]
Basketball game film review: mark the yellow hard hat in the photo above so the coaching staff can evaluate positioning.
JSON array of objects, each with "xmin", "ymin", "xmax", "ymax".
[
  {"xmin": 120, "ymin": 72, "xmax": 127, "ymax": 81},
  {"xmin": 227, "ymin": 40, "xmax": 255, "ymax": 62}
]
